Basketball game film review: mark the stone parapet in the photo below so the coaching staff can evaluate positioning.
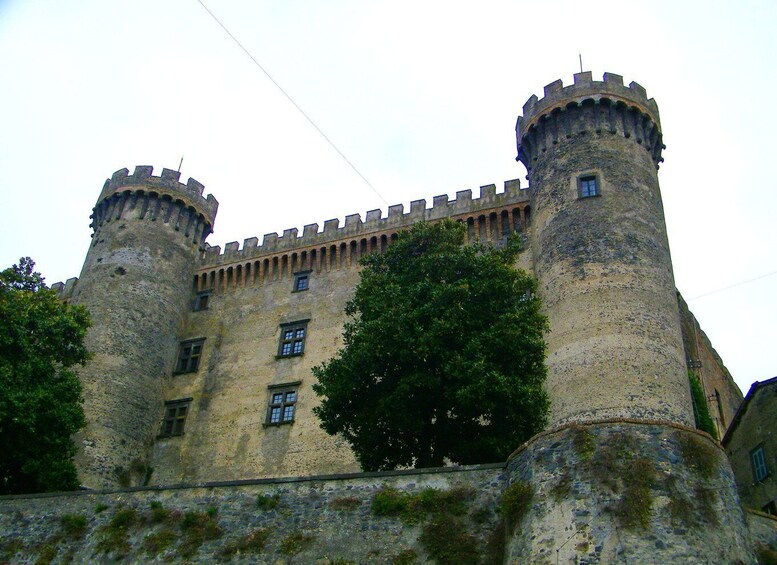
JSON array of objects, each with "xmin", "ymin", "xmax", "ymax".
[
  {"xmin": 200, "ymin": 179, "xmax": 528, "ymax": 267},
  {"xmin": 516, "ymin": 72, "xmax": 665, "ymax": 170},
  {"xmin": 97, "ymin": 166, "xmax": 218, "ymax": 225}
]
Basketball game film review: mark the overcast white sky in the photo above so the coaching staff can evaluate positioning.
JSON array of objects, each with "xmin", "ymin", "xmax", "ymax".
[{"xmin": 1, "ymin": 0, "xmax": 774, "ymax": 394}]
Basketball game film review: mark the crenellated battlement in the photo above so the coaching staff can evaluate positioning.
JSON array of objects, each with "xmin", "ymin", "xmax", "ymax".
[
  {"xmin": 90, "ymin": 166, "xmax": 219, "ymax": 248},
  {"xmin": 50, "ymin": 277, "xmax": 79, "ymax": 301},
  {"xmin": 97, "ymin": 166, "xmax": 219, "ymax": 226},
  {"xmin": 199, "ymin": 179, "xmax": 528, "ymax": 268},
  {"xmin": 516, "ymin": 72, "xmax": 665, "ymax": 170}
]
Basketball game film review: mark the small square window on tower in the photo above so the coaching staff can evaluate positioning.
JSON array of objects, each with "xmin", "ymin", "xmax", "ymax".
[
  {"xmin": 175, "ymin": 338, "xmax": 205, "ymax": 374},
  {"xmin": 159, "ymin": 398, "xmax": 192, "ymax": 437},
  {"xmin": 193, "ymin": 291, "xmax": 211, "ymax": 311},
  {"xmin": 293, "ymin": 271, "xmax": 311, "ymax": 292},
  {"xmin": 265, "ymin": 383, "xmax": 300, "ymax": 426},
  {"xmin": 277, "ymin": 320, "xmax": 309, "ymax": 358},
  {"xmin": 578, "ymin": 174, "xmax": 600, "ymax": 198}
]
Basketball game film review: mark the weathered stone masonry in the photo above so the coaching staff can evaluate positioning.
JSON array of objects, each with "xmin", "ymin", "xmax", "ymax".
[{"xmin": 29, "ymin": 71, "xmax": 771, "ymax": 562}]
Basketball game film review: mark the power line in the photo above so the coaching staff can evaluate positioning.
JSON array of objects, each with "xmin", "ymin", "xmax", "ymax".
[
  {"xmin": 195, "ymin": 0, "xmax": 388, "ymax": 206},
  {"xmin": 687, "ymin": 269, "xmax": 777, "ymax": 301}
]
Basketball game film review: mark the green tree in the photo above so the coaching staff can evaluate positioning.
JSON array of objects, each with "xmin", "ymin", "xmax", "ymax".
[
  {"xmin": 0, "ymin": 258, "xmax": 90, "ymax": 493},
  {"xmin": 313, "ymin": 220, "xmax": 549, "ymax": 471}
]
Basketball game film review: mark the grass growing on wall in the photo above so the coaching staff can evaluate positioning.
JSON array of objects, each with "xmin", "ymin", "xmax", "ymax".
[
  {"xmin": 689, "ymin": 372, "xmax": 718, "ymax": 440},
  {"xmin": 256, "ymin": 493, "xmax": 280, "ymax": 510},
  {"xmin": 371, "ymin": 484, "xmax": 493, "ymax": 564}
]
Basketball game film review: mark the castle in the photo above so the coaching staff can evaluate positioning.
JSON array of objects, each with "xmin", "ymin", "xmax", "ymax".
[{"xmin": 40, "ymin": 71, "xmax": 769, "ymax": 561}]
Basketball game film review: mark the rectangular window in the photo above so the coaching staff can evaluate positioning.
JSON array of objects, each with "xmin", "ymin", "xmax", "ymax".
[
  {"xmin": 293, "ymin": 271, "xmax": 311, "ymax": 292},
  {"xmin": 266, "ymin": 384, "xmax": 300, "ymax": 426},
  {"xmin": 176, "ymin": 338, "xmax": 205, "ymax": 374},
  {"xmin": 578, "ymin": 175, "xmax": 599, "ymax": 198},
  {"xmin": 277, "ymin": 320, "xmax": 308, "ymax": 358},
  {"xmin": 752, "ymin": 445, "xmax": 769, "ymax": 482},
  {"xmin": 160, "ymin": 398, "xmax": 192, "ymax": 437},
  {"xmin": 193, "ymin": 291, "xmax": 211, "ymax": 311}
]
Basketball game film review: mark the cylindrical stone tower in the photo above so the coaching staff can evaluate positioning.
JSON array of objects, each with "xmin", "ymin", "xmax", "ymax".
[
  {"xmin": 504, "ymin": 73, "xmax": 753, "ymax": 564},
  {"xmin": 517, "ymin": 71, "xmax": 692, "ymax": 427},
  {"xmin": 71, "ymin": 165, "xmax": 218, "ymax": 488}
]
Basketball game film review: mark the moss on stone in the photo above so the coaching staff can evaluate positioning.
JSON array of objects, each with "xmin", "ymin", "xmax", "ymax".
[
  {"xmin": 371, "ymin": 486, "xmax": 408, "ymax": 518},
  {"xmin": 33, "ymin": 542, "xmax": 58, "ymax": 565},
  {"xmin": 392, "ymin": 549, "xmax": 418, "ymax": 564},
  {"xmin": 256, "ymin": 493, "xmax": 280, "ymax": 510},
  {"xmin": 694, "ymin": 486, "xmax": 718, "ymax": 525},
  {"xmin": 280, "ymin": 531, "xmax": 315, "ymax": 556},
  {"xmin": 177, "ymin": 508, "xmax": 223, "ymax": 559},
  {"xmin": 372, "ymin": 485, "xmax": 474, "ymax": 525},
  {"xmin": 613, "ymin": 458, "xmax": 656, "ymax": 530},
  {"xmin": 60, "ymin": 514, "xmax": 88, "ymax": 539},
  {"xmin": 329, "ymin": 496, "xmax": 361, "ymax": 511},
  {"xmin": 219, "ymin": 528, "xmax": 270, "ymax": 558},
  {"xmin": 147, "ymin": 500, "xmax": 172, "ymax": 524},
  {"xmin": 755, "ymin": 544, "xmax": 777, "ymax": 565},
  {"xmin": 0, "ymin": 538, "xmax": 24, "ymax": 561},
  {"xmin": 677, "ymin": 432, "xmax": 718, "ymax": 479},
  {"xmin": 500, "ymin": 481, "xmax": 533, "ymax": 532},
  {"xmin": 550, "ymin": 469, "xmax": 573, "ymax": 501},
  {"xmin": 689, "ymin": 372, "xmax": 718, "ymax": 440},
  {"xmin": 96, "ymin": 506, "xmax": 138, "ymax": 557},
  {"xmin": 143, "ymin": 528, "xmax": 177, "ymax": 557},
  {"xmin": 570, "ymin": 424, "xmax": 595, "ymax": 461},
  {"xmin": 419, "ymin": 517, "xmax": 479, "ymax": 565}
]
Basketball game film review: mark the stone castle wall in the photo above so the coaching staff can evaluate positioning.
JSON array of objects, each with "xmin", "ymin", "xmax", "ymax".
[
  {"xmin": 677, "ymin": 293, "xmax": 743, "ymax": 438},
  {"xmin": 0, "ymin": 424, "xmax": 762, "ymax": 564},
  {"xmin": 0, "ymin": 465, "xmax": 505, "ymax": 564},
  {"xmin": 29, "ymin": 71, "xmax": 764, "ymax": 562},
  {"xmin": 151, "ymin": 180, "xmax": 532, "ymax": 485}
]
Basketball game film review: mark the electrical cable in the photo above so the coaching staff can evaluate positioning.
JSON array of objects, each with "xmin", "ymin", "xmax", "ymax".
[
  {"xmin": 687, "ymin": 269, "xmax": 777, "ymax": 301},
  {"xmin": 195, "ymin": 0, "xmax": 388, "ymax": 206}
]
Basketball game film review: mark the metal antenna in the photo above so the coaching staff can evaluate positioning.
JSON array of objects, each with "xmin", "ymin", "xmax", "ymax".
[
  {"xmin": 178, "ymin": 156, "xmax": 184, "ymax": 173},
  {"xmin": 579, "ymin": 53, "xmax": 583, "ymax": 73}
]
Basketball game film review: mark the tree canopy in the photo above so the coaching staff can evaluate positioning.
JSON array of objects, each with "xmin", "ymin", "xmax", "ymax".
[
  {"xmin": 0, "ymin": 258, "xmax": 90, "ymax": 493},
  {"xmin": 313, "ymin": 220, "xmax": 549, "ymax": 471}
]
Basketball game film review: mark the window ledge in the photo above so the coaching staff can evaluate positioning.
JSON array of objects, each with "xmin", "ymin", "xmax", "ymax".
[
  {"xmin": 275, "ymin": 353, "xmax": 304, "ymax": 360},
  {"xmin": 262, "ymin": 421, "xmax": 294, "ymax": 428},
  {"xmin": 157, "ymin": 433, "xmax": 185, "ymax": 440}
]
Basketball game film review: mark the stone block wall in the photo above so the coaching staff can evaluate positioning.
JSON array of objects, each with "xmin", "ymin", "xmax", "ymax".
[
  {"xmin": 506, "ymin": 421, "xmax": 754, "ymax": 564},
  {"xmin": 677, "ymin": 293, "xmax": 743, "ymax": 438},
  {"xmin": 0, "ymin": 465, "xmax": 505, "ymax": 564}
]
